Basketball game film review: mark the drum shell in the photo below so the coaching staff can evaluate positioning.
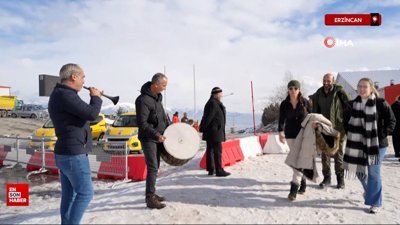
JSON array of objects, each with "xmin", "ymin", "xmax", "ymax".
[{"xmin": 160, "ymin": 147, "xmax": 192, "ymax": 166}]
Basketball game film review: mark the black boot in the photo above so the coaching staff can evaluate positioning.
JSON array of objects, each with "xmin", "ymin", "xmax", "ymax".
[
  {"xmin": 298, "ymin": 178, "xmax": 306, "ymax": 194},
  {"xmin": 288, "ymin": 182, "xmax": 299, "ymax": 201},
  {"xmin": 216, "ymin": 170, "xmax": 231, "ymax": 177},
  {"xmin": 336, "ymin": 174, "xmax": 345, "ymax": 189},
  {"xmin": 319, "ymin": 175, "xmax": 331, "ymax": 188}
]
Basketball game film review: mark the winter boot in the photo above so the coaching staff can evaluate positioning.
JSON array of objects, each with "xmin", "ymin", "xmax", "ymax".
[
  {"xmin": 155, "ymin": 194, "xmax": 166, "ymax": 202},
  {"xmin": 146, "ymin": 195, "xmax": 166, "ymax": 209},
  {"xmin": 336, "ymin": 174, "xmax": 345, "ymax": 189},
  {"xmin": 319, "ymin": 175, "xmax": 331, "ymax": 188},
  {"xmin": 298, "ymin": 178, "xmax": 306, "ymax": 194},
  {"xmin": 216, "ymin": 170, "xmax": 231, "ymax": 177},
  {"xmin": 288, "ymin": 182, "xmax": 299, "ymax": 201}
]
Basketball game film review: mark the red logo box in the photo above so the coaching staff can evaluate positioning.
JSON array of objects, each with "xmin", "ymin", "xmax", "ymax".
[
  {"xmin": 325, "ymin": 13, "xmax": 382, "ymax": 26},
  {"xmin": 6, "ymin": 184, "xmax": 29, "ymax": 206}
]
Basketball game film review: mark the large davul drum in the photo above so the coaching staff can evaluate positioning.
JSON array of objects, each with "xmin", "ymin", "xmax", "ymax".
[{"xmin": 161, "ymin": 123, "xmax": 200, "ymax": 166}]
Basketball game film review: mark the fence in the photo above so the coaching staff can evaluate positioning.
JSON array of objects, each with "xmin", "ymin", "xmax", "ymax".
[{"xmin": 0, "ymin": 135, "xmax": 147, "ymax": 188}]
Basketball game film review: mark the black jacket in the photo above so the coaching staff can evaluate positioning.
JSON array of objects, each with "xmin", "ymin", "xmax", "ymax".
[
  {"xmin": 391, "ymin": 100, "xmax": 400, "ymax": 132},
  {"xmin": 48, "ymin": 83, "xmax": 102, "ymax": 155},
  {"xmin": 278, "ymin": 97, "xmax": 309, "ymax": 139},
  {"xmin": 344, "ymin": 97, "xmax": 396, "ymax": 148},
  {"xmin": 135, "ymin": 82, "xmax": 169, "ymax": 142},
  {"xmin": 200, "ymin": 96, "xmax": 226, "ymax": 142}
]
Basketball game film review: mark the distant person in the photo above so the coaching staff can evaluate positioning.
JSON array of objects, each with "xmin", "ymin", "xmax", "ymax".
[
  {"xmin": 391, "ymin": 96, "xmax": 400, "ymax": 161},
  {"xmin": 135, "ymin": 73, "xmax": 169, "ymax": 209},
  {"xmin": 343, "ymin": 78, "xmax": 396, "ymax": 214},
  {"xmin": 172, "ymin": 112, "xmax": 180, "ymax": 123},
  {"xmin": 278, "ymin": 80, "xmax": 309, "ymax": 200},
  {"xmin": 181, "ymin": 112, "xmax": 190, "ymax": 124},
  {"xmin": 200, "ymin": 87, "xmax": 230, "ymax": 177},
  {"xmin": 312, "ymin": 73, "xmax": 350, "ymax": 189},
  {"xmin": 193, "ymin": 120, "xmax": 200, "ymax": 132},
  {"xmin": 48, "ymin": 63, "xmax": 103, "ymax": 224}
]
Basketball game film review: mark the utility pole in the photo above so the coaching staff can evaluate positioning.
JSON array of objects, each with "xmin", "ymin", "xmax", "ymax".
[
  {"xmin": 163, "ymin": 65, "xmax": 167, "ymax": 110},
  {"xmin": 193, "ymin": 64, "xmax": 196, "ymax": 120}
]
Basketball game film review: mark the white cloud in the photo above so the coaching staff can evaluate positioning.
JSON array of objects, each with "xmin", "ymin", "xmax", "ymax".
[{"xmin": 0, "ymin": 0, "xmax": 399, "ymax": 113}]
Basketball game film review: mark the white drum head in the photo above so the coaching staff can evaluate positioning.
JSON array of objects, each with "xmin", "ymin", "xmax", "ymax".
[{"xmin": 163, "ymin": 123, "xmax": 200, "ymax": 160}]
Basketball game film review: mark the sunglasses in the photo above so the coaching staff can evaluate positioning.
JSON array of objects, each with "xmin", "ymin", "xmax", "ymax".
[{"xmin": 288, "ymin": 87, "xmax": 299, "ymax": 91}]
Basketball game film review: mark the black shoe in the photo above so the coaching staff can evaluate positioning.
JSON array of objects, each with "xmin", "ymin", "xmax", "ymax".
[
  {"xmin": 288, "ymin": 182, "xmax": 299, "ymax": 201},
  {"xmin": 298, "ymin": 179, "xmax": 306, "ymax": 194},
  {"xmin": 155, "ymin": 194, "xmax": 166, "ymax": 202},
  {"xmin": 216, "ymin": 170, "xmax": 231, "ymax": 177},
  {"xmin": 208, "ymin": 171, "xmax": 214, "ymax": 176},
  {"xmin": 336, "ymin": 174, "xmax": 345, "ymax": 189},
  {"xmin": 319, "ymin": 175, "xmax": 331, "ymax": 188},
  {"xmin": 146, "ymin": 195, "xmax": 166, "ymax": 209}
]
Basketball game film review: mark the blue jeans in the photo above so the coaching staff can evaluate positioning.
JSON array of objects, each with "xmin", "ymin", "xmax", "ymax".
[
  {"xmin": 55, "ymin": 154, "xmax": 93, "ymax": 224},
  {"xmin": 358, "ymin": 148, "xmax": 386, "ymax": 207}
]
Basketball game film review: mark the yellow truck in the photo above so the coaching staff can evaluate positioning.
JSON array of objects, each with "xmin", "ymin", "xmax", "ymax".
[{"xmin": 0, "ymin": 96, "xmax": 23, "ymax": 117}]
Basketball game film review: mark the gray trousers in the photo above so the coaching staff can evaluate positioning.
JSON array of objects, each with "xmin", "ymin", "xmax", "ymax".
[{"xmin": 142, "ymin": 141, "xmax": 162, "ymax": 198}]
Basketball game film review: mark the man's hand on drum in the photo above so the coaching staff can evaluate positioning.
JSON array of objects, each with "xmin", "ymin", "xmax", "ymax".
[{"xmin": 158, "ymin": 134, "xmax": 166, "ymax": 143}]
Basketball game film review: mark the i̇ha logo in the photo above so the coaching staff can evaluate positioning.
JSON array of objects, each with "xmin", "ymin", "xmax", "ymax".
[
  {"xmin": 6, "ymin": 183, "xmax": 29, "ymax": 206},
  {"xmin": 324, "ymin": 36, "xmax": 354, "ymax": 48}
]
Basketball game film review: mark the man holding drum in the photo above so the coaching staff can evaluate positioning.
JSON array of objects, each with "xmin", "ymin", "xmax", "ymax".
[{"xmin": 135, "ymin": 73, "xmax": 169, "ymax": 209}]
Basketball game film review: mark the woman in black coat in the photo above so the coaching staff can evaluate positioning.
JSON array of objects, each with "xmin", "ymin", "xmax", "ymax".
[
  {"xmin": 199, "ymin": 87, "xmax": 230, "ymax": 177},
  {"xmin": 343, "ymin": 78, "xmax": 396, "ymax": 214},
  {"xmin": 278, "ymin": 80, "xmax": 309, "ymax": 201}
]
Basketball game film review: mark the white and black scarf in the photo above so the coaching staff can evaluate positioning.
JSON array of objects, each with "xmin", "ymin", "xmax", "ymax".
[{"xmin": 344, "ymin": 94, "xmax": 380, "ymax": 179}]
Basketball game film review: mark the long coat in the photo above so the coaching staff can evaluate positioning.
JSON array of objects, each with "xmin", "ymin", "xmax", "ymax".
[
  {"xmin": 199, "ymin": 96, "xmax": 226, "ymax": 142},
  {"xmin": 285, "ymin": 113, "xmax": 339, "ymax": 182}
]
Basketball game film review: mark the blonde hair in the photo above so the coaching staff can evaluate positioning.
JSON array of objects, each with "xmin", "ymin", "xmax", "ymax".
[{"xmin": 358, "ymin": 77, "xmax": 379, "ymax": 97}]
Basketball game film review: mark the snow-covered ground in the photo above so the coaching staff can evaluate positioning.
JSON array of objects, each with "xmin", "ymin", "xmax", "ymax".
[{"xmin": 1, "ymin": 142, "xmax": 400, "ymax": 224}]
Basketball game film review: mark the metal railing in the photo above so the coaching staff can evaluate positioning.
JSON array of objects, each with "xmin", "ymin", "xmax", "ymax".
[{"xmin": 0, "ymin": 135, "xmax": 136, "ymax": 188}]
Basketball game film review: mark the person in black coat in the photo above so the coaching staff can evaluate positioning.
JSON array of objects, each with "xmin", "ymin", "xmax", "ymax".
[
  {"xmin": 135, "ymin": 73, "xmax": 169, "ymax": 209},
  {"xmin": 199, "ymin": 87, "xmax": 230, "ymax": 177},
  {"xmin": 343, "ymin": 78, "xmax": 396, "ymax": 214},
  {"xmin": 391, "ymin": 96, "xmax": 400, "ymax": 159},
  {"xmin": 278, "ymin": 80, "xmax": 309, "ymax": 200},
  {"xmin": 48, "ymin": 63, "xmax": 102, "ymax": 224}
]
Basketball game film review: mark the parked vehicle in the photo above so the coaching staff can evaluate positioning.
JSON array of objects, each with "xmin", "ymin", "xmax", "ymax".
[
  {"xmin": 28, "ymin": 113, "xmax": 107, "ymax": 150},
  {"xmin": 103, "ymin": 112, "xmax": 142, "ymax": 154},
  {"xmin": 0, "ymin": 96, "xmax": 23, "ymax": 117},
  {"xmin": 89, "ymin": 113, "xmax": 107, "ymax": 141},
  {"xmin": 9, "ymin": 104, "xmax": 48, "ymax": 119}
]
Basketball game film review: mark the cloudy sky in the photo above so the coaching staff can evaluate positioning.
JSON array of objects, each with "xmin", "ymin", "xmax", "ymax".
[{"xmin": 1, "ymin": 0, "xmax": 400, "ymax": 113}]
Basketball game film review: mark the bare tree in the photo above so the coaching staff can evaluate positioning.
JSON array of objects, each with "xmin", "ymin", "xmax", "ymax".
[
  {"xmin": 261, "ymin": 71, "xmax": 294, "ymax": 126},
  {"xmin": 117, "ymin": 106, "xmax": 128, "ymax": 116}
]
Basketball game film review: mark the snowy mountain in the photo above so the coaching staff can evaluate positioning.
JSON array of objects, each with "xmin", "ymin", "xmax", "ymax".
[{"xmin": 101, "ymin": 102, "xmax": 135, "ymax": 115}]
